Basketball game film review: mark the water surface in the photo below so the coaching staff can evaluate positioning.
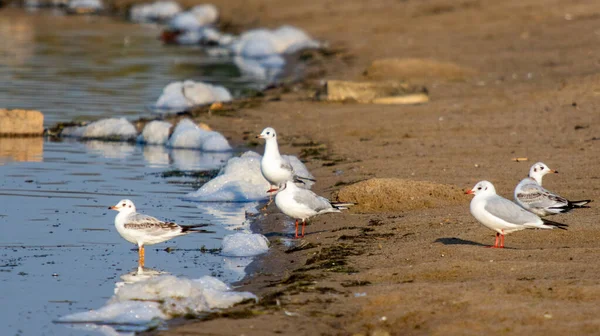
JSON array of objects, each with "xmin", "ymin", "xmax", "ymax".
[
  {"xmin": 0, "ymin": 8, "xmax": 264, "ymax": 336},
  {"xmin": 0, "ymin": 8, "xmax": 258, "ymax": 126}
]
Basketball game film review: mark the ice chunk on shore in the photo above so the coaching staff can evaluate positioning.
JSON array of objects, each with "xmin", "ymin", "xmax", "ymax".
[
  {"xmin": 167, "ymin": 119, "xmax": 231, "ymax": 151},
  {"xmin": 221, "ymin": 233, "xmax": 269, "ymax": 257},
  {"xmin": 130, "ymin": 1, "xmax": 181, "ymax": 23},
  {"xmin": 61, "ymin": 118, "xmax": 137, "ymax": 140},
  {"xmin": 186, "ymin": 151, "xmax": 312, "ymax": 202},
  {"xmin": 154, "ymin": 80, "xmax": 232, "ymax": 112},
  {"xmin": 137, "ymin": 120, "xmax": 172, "ymax": 145}
]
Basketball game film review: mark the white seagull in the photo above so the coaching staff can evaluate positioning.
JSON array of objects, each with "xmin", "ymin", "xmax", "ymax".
[
  {"xmin": 256, "ymin": 127, "xmax": 315, "ymax": 199},
  {"xmin": 109, "ymin": 199, "xmax": 211, "ymax": 267},
  {"xmin": 275, "ymin": 181, "xmax": 353, "ymax": 238},
  {"xmin": 466, "ymin": 181, "xmax": 567, "ymax": 248},
  {"xmin": 514, "ymin": 162, "xmax": 591, "ymax": 217}
]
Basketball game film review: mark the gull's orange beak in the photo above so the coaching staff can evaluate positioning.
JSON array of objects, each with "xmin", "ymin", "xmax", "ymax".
[
  {"xmin": 108, "ymin": 206, "xmax": 119, "ymax": 210},
  {"xmin": 256, "ymin": 134, "xmax": 266, "ymax": 139},
  {"xmin": 465, "ymin": 189, "xmax": 474, "ymax": 195},
  {"xmin": 551, "ymin": 169, "xmax": 558, "ymax": 174}
]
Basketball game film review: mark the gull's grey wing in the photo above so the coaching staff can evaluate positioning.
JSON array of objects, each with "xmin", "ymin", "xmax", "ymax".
[
  {"xmin": 485, "ymin": 196, "xmax": 541, "ymax": 225},
  {"xmin": 293, "ymin": 189, "xmax": 333, "ymax": 212},
  {"xmin": 124, "ymin": 213, "xmax": 182, "ymax": 235},
  {"xmin": 280, "ymin": 157, "xmax": 294, "ymax": 173},
  {"xmin": 516, "ymin": 182, "xmax": 568, "ymax": 209}
]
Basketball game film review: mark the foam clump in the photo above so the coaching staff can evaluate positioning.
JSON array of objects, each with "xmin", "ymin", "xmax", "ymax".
[
  {"xmin": 61, "ymin": 118, "xmax": 137, "ymax": 141},
  {"xmin": 231, "ymin": 25, "xmax": 320, "ymax": 57},
  {"xmin": 56, "ymin": 301, "xmax": 165, "ymax": 326},
  {"xmin": 130, "ymin": 1, "xmax": 182, "ymax": 23},
  {"xmin": 154, "ymin": 80, "xmax": 232, "ymax": 113},
  {"xmin": 68, "ymin": 0, "xmax": 103, "ymax": 11},
  {"xmin": 221, "ymin": 233, "xmax": 269, "ymax": 257},
  {"xmin": 186, "ymin": 151, "xmax": 312, "ymax": 202},
  {"xmin": 137, "ymin": 120, "xmax": 173, "ymax": 145},
  {"xmin": 59, "ymin": 275, "xmax": 256, "ymax": 330},
  {"xmin": 228, "ymin": 26, "xmax": 319, "ymax": 83},
  {"xmin": 161, "ymin": 4, "xmax": 220, "ymax": 44},
  {"xmin": 167, "ymin": 119, "xmax": 231, "ymax": 151},
  {"xmin": 168, "ymin": 4, "xmax": 218, "ymax": 30}
]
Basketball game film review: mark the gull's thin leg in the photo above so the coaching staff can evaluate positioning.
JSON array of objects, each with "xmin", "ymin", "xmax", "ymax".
[
  {"xmin": 301, "ymin": 219, "xmax": 306, "ymax": 238},
  {"xmin": 488, "ymin": 233, "xmax": 500, "ymax": 248},
  {"xmin": 138, "ymin": 245, "xmax": 145, "ymax": 267},
  {"xmin": 500, "ymin": 231, "xmax": 505, "ymax": 248},
  {"xmin": 294, "ymin": 219, "xmax": 299, "ymax": 239}
]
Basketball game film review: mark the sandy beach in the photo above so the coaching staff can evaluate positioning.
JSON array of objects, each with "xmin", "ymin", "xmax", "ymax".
[{"xmin": 109, "ymin": 0, "xmax": 600, "ymax": 334}]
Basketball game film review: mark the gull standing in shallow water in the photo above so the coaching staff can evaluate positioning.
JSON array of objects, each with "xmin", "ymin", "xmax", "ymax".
[
  {"xmin": 109, "ymin": 199, "xmax": 211, "ymax": 267},
  {"xmin": 256, "ymin": 127, "xmax": 315, "ymax": 200},
  {"xmin": 514, "ymin": 162, "xmax": 591, "ymax": 217},
  {"xmin": 467, "ymin": 181, "xmax": 567, "ymax": 248},
  {"xmin": 275, "ymin": 181, "xmax": 353, "ymax": 238}
]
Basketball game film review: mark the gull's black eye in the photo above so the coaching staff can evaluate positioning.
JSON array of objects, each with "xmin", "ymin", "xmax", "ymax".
[
  {"xmin": 266, "ymin": 132, "xmax": 270, "ymax": 135},
  {"xmin": 122, "ymin": 203, "xmax": 126, "ymax": 206},
  {"xmin": 477, "ymin": 187, "xmax": 482, "ymax": 190},
  {"xmin": 540, "ymin": 166, "xmax": 544, "ymax": 170}
]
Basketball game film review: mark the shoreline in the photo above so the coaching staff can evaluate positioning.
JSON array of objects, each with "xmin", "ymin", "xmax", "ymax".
[
  {"xmin": 148, "ymin": 0, "xmax": 600, "ymax": 335},
  {"xmin": 10, "ymin": 0, "xmax": 600, "ymax": 334}
]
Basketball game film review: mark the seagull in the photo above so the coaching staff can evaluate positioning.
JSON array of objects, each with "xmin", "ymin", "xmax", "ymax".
[
  {"xmin": 514, "ymin": 162, "xmax": 591, "ymax": 217},
  {"xmin": 275, "ymin": 181, "xmax": 353, "ymax": 238},
  {"xmin": 466, "ymin": 181, "xmax": 567, "ymax": 248},
  {"xmin": 256, "ymin": 127, "xmax": 315, "ymax": 200},
  {"xmin": 109, "ymin": 199, "xmax": 211, "ymax": 267}
]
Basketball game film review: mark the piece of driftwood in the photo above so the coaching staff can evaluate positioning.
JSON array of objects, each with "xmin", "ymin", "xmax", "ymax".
[{"xmin": 322, "ymin": 80, "xmax": 429, "ymax": 105}]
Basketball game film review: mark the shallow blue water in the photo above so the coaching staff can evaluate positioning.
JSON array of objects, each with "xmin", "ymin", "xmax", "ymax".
[
  {"xmin": 0, "ymin": 8, "xmax": 259, "ymax": 126},
  {"xmin": 0, "ymin": 140, "xmax": 260, "ymax": 336},
  {"xmin": 0, "ymin": 8, "xmax": 264, "ymax": 336}
]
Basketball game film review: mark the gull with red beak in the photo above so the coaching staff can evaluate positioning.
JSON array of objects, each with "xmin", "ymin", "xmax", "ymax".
[
  {"xmin": 109, "ymin": 199, "xmax": 211, "ymax": 267},
  {"xmin": 466, "ymin": 181, "xmax": 567, "ymax": 248},
  {"xmin": 514, "ymin": 162, "xmax": 591, "ymax": 217},
  {"xmin": 256, "ymin": 127, "xmax": 315, "ymax": 201}
]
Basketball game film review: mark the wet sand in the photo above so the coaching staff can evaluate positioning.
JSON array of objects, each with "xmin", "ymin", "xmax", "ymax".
[{"xmin": 123, "ymin": 0, "xmax": 600, "ymax": 334}]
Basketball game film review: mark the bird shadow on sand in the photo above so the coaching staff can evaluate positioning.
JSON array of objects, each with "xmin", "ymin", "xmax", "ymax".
[
  {"xmin": 435, "ymin": 237, "xmax": 489, "ymax": 247},
  {"xmin": 264, "ymin": 229, "xmax": 328, "ymax": 239},
  {"xmin": 435, "ymin": 237, "xmax": 521, "ymax": 249}
]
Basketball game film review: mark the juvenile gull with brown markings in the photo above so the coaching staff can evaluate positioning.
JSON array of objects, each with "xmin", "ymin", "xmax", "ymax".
[{"xmin": 109, "ymin": 199, "xmax": 210, "ymax": 267}]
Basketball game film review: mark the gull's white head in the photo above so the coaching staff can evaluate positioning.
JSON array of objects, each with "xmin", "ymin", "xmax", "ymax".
[
  {"xmin": 256, "ymin": 127, "xmax": 277, "ymax": 140},
  {"xmin": 465, "ymin": 180, "xmax": 496, "ymax": 196},
  {"xmin": 528, "ymin": 162, "xmax": 557, "ymax": 184},
  {"xmin": 109, "ymin": 199, "xmax": 136, "ymax": 214}
]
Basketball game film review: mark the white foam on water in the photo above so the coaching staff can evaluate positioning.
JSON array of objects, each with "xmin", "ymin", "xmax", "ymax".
[
  {"xmin": 137, "ymin": 120, "xmax": 173, "ymax": 145},
  {"xmin": 167, "ymin": 119, "xmax": 231, "ymax": 151},
  {"xmin": 221, "ymin": 233, "xmax": 269, "ymax": 257},
  {"xmin": 130, "ymin": 1, "xmax": 182, "ymax": 23},
  {"xmin": 61, "ymin": 118, "xmax": 137, "ymax": 141},
  {"xmin": 68, "ymin": 0, "xmax": 103, "ymax": 10},
  {"xmin": 170, "ymin": 149, "xmax": 232, "ymax": 171},
  {"xmin": 185, "ymin": 151, "xmax": 312, "ymax": 202},
  {"xmin": 58, "ymin": 275, "xmax": 257, "ymax": 331},
  {"xmin": 154, "ymin": 81, "xmax": 232, "ymax": 112}
]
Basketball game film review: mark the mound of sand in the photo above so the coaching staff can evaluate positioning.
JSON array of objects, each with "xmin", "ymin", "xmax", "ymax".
[
  {"xmin": 335, "ymin": 178, "xmax": 467, "ymax": 213},
  {"xmin": 364, "ymin": 58, "xmax": 477, "ymax": 82}
]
